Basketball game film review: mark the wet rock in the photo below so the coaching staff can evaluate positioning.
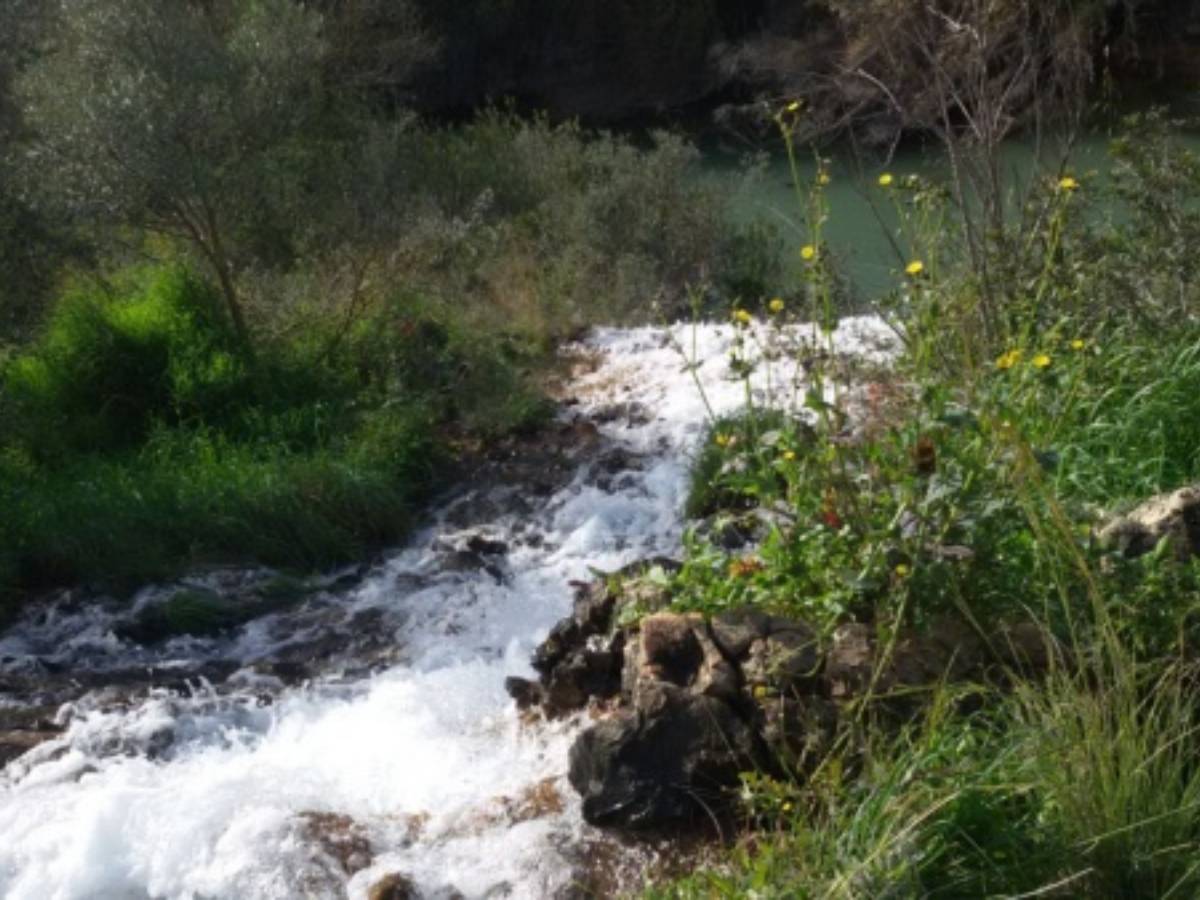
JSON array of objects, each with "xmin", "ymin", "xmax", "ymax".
[
  {"xmin": 1098, "ymin": 484, "xmax": 1200, "ymax": 559},
  {"xmin": 504, "ymin": 676, "xmax": 544, "ymax": 710},
  {"xmin": 296, "ymin": 811, "xmax": 373, "ymax": 876},
  {"xmin": 709, "ymin": 607, "xmax": 773, "ymax": 660},
  {"xmin": 568, "ymin": 683, "xmax": 763, "ymax": 829},
  {"xmin": 0, "ymin": 729, "xmax": 60, "ymax": 767},
  {"xmin": 466, "ymin": 534, "xmax": 509, "ymax": 557},
  {"xmin": 368, "ymin": 873, "xmax": 418, "ymax": 900}
]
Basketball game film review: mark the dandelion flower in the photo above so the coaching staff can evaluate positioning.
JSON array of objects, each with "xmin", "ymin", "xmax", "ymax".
[
  {"xmin": 996, "ymin": 349, "xmax": 1022, "ymax": 370},
  {"xmin": 733, "ymin": 308, "xmax": 752, "ymax": 326},
  {"xmin": 753, "ymin": 685, "xmax": 768, "ymax": 699},
  {"xmin": 817, "ymin": 172, "xmax": 831, "ymax": 186},
  {"xmin": 714, "ymin": 433, "xmax": 731, "ymax": 448},
  {"xmin": 1032, "ymin": 353, "xmax": 1052, "ymax": 369},
  {"xmin": 769, "ymin": 297, "xmax": 785, "ymax": 314},
  {"xmin": 878, "ymin": 173, "xmax": 894, "ymax": 187},
  {"xmin": 1058, "ymin": 176, "xmax": 1080, "ymax": 192},
  {"xmin": 781, "ymin": 449, "xmax": 797, "ymax": 462},
  {"xmin": 905, "ymin": 260, "xmax": 925, "ymax": 277},
  {"xmin": 800, "ymin": 244, "xmax": 817, "ymax": 261},
  {"xmin": 894, "ymin": 563, "xmax": 910, "ymax": 578},
  {"xmin": 1070, "ymin": 338, "xmax": 1086, "ymax": 351}
]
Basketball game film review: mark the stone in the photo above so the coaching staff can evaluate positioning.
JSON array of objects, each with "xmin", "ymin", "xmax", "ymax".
[
  {"xmin": 567, "ymin": 683, "xmax": 762, "ymax": 829},
  {"xmin": 741, "ymin": 623, "xmax": 821, "ymax": 695},
  {"xmin": 504, "ymin": 676, "xmax": 544, "ymax": 710},
  {"xmin": 826, "ymin": 622, "xmax": 874, "ymax": 698},
  {"xmin": 709, "ymin": 607, "xmax": 772, "ymax": 660},
  {"xmin": 368, "ymin": 872, "xmax": 418, "ymax": 900},
  {"xmin": 758, "ymin": 695, "xmax": 838, "ymax": 772},
  {"xmin": 1098, "ymin": 484, "xmax": 1200, "ymax": 559}
]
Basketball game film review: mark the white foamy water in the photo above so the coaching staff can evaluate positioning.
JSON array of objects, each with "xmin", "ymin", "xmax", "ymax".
[{"xmin": 0, "ymin": 319, "xmax": 895, "ymax": 900}]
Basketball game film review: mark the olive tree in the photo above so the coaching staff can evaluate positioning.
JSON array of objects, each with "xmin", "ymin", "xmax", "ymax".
[{"xmin": 18, "ymin": 0, "xmax": 335, "ymax": 347}]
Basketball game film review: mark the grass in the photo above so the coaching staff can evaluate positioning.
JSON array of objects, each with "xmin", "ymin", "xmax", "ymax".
[{"xmin": 646, "ymin": 117, "xmax": 1200, "ymax": 897}]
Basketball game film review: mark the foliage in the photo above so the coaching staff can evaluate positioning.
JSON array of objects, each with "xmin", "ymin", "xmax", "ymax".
[{"xmin": 654, "ymin": 114, "xmax": 1200, "ymax": 896}]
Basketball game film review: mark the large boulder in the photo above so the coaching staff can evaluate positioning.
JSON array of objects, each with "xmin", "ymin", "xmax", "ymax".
[{"xmin": 568, "ymin": 682, "xmax": 763, "ymax": 828}]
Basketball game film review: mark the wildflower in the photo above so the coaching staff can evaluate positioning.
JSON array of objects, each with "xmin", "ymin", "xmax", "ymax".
[
  {"xmin": 1070, "ymin": 338, "xmax": 1086, "ymax": 351},
  {"xmin": 782, "ymin": 802, "xmax": 794, "ymax": 813},
  {"xmin": 878, "ymin": 173, "xmax": 894, "ymax": 187},
  {"xmin": 769, "ymin": 297, "xmax": 785, "ymax": 314},
  {"xmin": 905, "ymin": 260, "xmax": 925, "ymax": 277},
  {"xmin": 996, "ymin": 349, "xmax": 1022, "ymax": 370},
  {"xmin": 733, "ymin": 308, "xmax": 752, "ymax": 326},
  {"xmin": 800, "ymin": 244, "xmax": 817, "ymax": 262},
  {"xmin": 785, "ymin": 100, "xmax": 801, "ymax": 114},
  {"xmin": 781, "ymin": 449, "xmax": 797, "ymax": 462},
  {"xmin": 753, "ymin": 685, "xmax": 768, "ymax": 700},
  {"xmin": 729, "ymin": 556, "xmax": 765, "ymax": 578},
  {"xmin": 1058, "ymin": 175, "xmax": 1080, "ymax": 192},
  {"xmin": 1032, "ymin": 353, "xmax": 1052, "ymax": 369},
  {"xmin": 894, "ymin": 563, "xmax": 910, "ymax": 578},
  {"xmin": 714, "ymin": 432, "xmax": 732, "ymax": 448},
  {"xmin": 817, "ymin": 172, "xmax": 831, "ymax": 186}
]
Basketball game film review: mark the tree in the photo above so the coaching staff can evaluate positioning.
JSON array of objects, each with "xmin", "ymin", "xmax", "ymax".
[{"xmin": 18, "ymin": 0, "xmax": 336, "ymax": 347}]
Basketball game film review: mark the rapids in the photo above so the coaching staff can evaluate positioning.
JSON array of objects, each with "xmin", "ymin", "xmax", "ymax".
[{"xmin": 0, "ymin": 319, "xmax": 895, "ymax": 900}]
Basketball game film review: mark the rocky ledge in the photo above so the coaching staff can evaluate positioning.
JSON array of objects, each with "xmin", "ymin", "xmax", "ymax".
[{"xmin": 508, "ymin": 560, "xmax": 1057, "ymax": 832}]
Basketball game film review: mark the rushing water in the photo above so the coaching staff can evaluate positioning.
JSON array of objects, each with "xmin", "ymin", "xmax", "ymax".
[{"xmin": 0, "ymin": 319, "xmax": 895, "ymax": 900}]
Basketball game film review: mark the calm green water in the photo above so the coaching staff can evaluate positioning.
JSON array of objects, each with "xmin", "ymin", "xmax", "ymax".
[{"xmin": 710, "ymin": 130, "xmax": 1200, "ymax": 302}]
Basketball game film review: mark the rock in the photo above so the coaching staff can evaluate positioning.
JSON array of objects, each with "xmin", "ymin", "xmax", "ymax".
[
  {"xmin": 504, "ymin": 676, "xmax": 544, "ymax": 710},
  {"xmin": 0, "ymin": 729, "xmax": 60, "ymax": 767},
  {"xmin": 758, "ymin": 695, "xmax": 838, "ymax": 771},
  {"xmin": 568, "ymin": 683, "xmax": 762, "ymax": 829},
  {"xmin": 368, "ymin": 872, "xmax": 418, "ymax": 900},
  {"xmin": 709, "ymin": 607, "xmax": 773, "ymax": 660},
  {"xmin": 1098, "ymin": 484, "xmax": 1200, "ymax": 559},
  {"xmin": 466, "ymin": 534, "xmax": 508, "ymax": 557},
  {"xmin": 741, "ymin": 621, "xmax": 821, "ymax": 696},
  {"xmin": 296, "ymin": 811, "xmax": 372, "ymax": 876},
  {"xmin": 826, "ymin": 622, "xmax": 874, "ymax": 699}
]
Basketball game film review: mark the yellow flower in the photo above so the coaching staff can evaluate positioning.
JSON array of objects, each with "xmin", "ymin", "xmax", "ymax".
[
  {"xmin": 996, "ymin": 349, "xmax": 1022, "ymax": 370},
  {"xmin": 753, "ymin": 685, "xmax": 768, "ymax": 699},
  {"xmin": 894, "ymin": 563, "xmax": 910, "ymax": 578},
  {"xmin": 733, "ymin": 308, "xmax": 752, "ymax": 326},
  {"xmin": 781, "ymin": 449, "xmax": 797, "ymax": 462},
  {"xmin": 1070, "ymin": 338, "xmax": 1086, "ymax": 351},
  {"xmin": 1032, "ymin": 353, "xmax": 1052, "ymax": 369},
  {"xmin": 800, "ymin": 244, "xmax": 817, "ymax": 262},
  {"xmin": 769, "ymin": 297, "xmax": 785, "ymax": 314},
  {"xmin": 878, "ymin": 173, "xmax": 894, "ymax": 187},
  {"xmin": 817, "ymin": 172, "xmax": 831, "ymax": 186},
  {"xmin": 785, "ymin": 100, "xmax": 801, "ymax": 114},
  {"xmin": 1058, "ymin": 176, "xmax": 1080, "ymax": 192},
  {"xmin": 782, "ymin": 802, "xmax": 794, "ymax": 813},
  {"xmin": 714, "ymin": 432, "xmax": 731, "ymax": 448},
  {"xmin": 905, "ymin": 260, "xmax": 925, "ymax": 277}
]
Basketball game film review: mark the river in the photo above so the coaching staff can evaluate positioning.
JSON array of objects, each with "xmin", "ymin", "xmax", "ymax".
[{"xmin": 0, "ymin": 319, "xmax": 894, "ymax": 899}]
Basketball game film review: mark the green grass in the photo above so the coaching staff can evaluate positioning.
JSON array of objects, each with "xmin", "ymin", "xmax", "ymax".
[{"xmin": 648, "ymin": 120, "xmax": 1200, "ymax": 897}]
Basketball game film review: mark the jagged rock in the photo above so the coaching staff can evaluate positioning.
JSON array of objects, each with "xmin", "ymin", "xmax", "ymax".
[
  {"xmin": 504, "ymin": 676, "xmax": 544, "ymax": 710},
  {"xmin": 568, "ymin": 682, "xmax": 763, "ymax": 829},
  {"xmin": 0, "ymin": 729, "xmax": 60, "ymax": 767},
  {"xmin": 368, "ymin": 873, "xmax": 418, "ymax": 900},
  {"xmin": 1098, "ymin": 484, "xmax": 1200, "ymax": 559}
]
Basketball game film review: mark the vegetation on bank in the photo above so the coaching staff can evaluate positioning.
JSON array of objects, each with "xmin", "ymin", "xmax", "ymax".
[
  {"xmin": 0, "ymin": 1, "xmax": 759, "ymax": 620},
  {"xmin": 646, "ymin": 111, "xmax": 1200, "ymax": 897}
]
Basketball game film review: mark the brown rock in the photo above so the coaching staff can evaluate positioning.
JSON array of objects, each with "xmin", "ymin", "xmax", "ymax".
[{"xmin": 368, "ymin": 872, "xmax": 418, "ymax": 900}]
